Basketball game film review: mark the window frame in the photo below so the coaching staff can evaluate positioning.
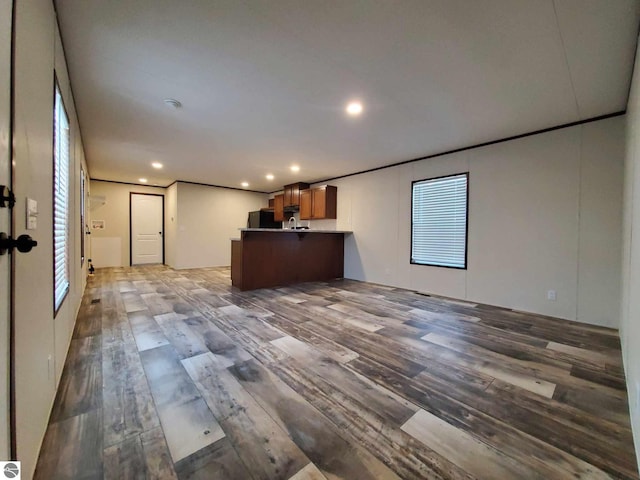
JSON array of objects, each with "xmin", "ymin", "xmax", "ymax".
[
  {"xmin": 53, "ymin": 78, "xmax": 70, "ymax": 315},
  {"xmin": 410, "ymin": 172, "xmax": 469, "ymax": 270}
]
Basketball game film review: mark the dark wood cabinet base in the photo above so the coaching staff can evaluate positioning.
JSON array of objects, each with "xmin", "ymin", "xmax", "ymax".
[{"xmin": 231, "ymin": 231, "xmax": 345, "ymax": 291}]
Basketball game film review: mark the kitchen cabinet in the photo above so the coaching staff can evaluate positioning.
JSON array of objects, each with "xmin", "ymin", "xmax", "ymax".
[
  {"xmin": 283, "ymin": 182, "xmax": 310, "ymax": 208},
  {"xmin": 274, "ymin": 194, "xmax": 284, "ymax": 222},
  {"xmin": 299, "ymin": 189, "xmax": 312, "ymax": 219},
  {"xmin": 300, "ymin": 185, "xmax": 337, "ymax": 220}
]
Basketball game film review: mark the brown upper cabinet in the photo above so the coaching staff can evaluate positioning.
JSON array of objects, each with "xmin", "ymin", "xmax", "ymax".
[
  {"xmin": 283, "ymin": 182, "xmax": 310, "ymax": 208},
  {"xmin": 300, "ymin": 185, "xmax": 337, "ymax": 220},
  {"xmin": 273, "ymin": 194, "xmax": 284, "ymax": 222}
]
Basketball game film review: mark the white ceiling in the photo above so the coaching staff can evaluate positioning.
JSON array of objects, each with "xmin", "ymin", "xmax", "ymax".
[{"xmin": 55, "ymin": 0, "xmax": 640, "ymax": 192}]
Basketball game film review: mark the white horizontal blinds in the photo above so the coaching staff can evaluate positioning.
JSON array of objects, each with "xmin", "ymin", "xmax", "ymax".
[
  {"xmin": 54, "ymin": 86, "xmax": 70, "ymax": 311},
  {"xmin": 412, "ymin": 173, "xmax": 468, "ymax": 268}
]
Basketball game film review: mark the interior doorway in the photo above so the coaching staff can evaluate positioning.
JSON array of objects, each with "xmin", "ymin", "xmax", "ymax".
[{"xmin": 130, "ymin": 193, "xmax": 164, "ymax": 265}]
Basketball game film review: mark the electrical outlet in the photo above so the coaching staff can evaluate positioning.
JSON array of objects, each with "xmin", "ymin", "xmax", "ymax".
[{"xmin": 547, "ymin": 290, "xmax": 557, "ymax": 301}]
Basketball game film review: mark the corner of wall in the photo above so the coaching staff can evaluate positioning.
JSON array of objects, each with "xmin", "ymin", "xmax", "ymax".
[{"xmin": 621, "ymin": 33, "xmax": 640, "ymax": 475}]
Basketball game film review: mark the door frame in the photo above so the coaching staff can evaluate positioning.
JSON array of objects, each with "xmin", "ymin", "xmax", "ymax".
[
  {"xmin": 129, "ymin": 192, "xmax": 165, "ymax": 266},
  {"xmin": 5, "ymin": 0, "xmax": 16, "ymax": 460}
]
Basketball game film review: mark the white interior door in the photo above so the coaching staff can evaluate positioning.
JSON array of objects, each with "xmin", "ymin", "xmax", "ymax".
[
  {"xmin": 0, "ymin": 0, "xmax": 13, "ymax": 460},
  {"xmin": 131, "ymin": 193, "xmax": 163, "ymax": 265}
]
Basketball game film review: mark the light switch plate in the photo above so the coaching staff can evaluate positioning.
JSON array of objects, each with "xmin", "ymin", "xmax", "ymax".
[{"xmin": 26, "ymin": 197, "xmax": 38, "ymax": 230}]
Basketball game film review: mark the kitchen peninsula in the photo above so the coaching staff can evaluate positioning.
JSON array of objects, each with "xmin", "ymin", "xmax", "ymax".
[{"xmin": 231, "ymin": 229, "xmax": 352, "ymax": 291}]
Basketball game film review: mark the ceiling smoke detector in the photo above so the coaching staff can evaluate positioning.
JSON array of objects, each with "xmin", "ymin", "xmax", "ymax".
[{"xmin": 163, "ymin": 98, "xmax": 182, "ymax": 109}]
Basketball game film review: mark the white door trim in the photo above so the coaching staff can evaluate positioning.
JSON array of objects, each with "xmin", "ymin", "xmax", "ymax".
[{"xmin": 130, "ymin": 192, "xmax": 164, "ymax": 266}]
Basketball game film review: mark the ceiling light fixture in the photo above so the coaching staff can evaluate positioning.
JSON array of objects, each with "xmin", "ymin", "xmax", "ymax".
[
  {"xmin": 346, "ymin": 101, "xmax": 363, "ymax": 116},
  {"xmin": 290, "ymin": 165, "xmax": 300, "ymax": 173},
  {"xmin": 163, "ymin": 98, "xmax": 182, "ymax": 109},
  {"xmin": 241, "ymin": 181, "xmax": 249, "ymax": 188},
  {"xmin": 151, "ymin": 162, "xmax": 163, "ymax": 169},
  {"xmin": 266, "ymin": 174, "xmax": 274, "ymax": 180},
  {"xmin": 139, "ymin": 178, "xmax": 148, "ymax": 183}
]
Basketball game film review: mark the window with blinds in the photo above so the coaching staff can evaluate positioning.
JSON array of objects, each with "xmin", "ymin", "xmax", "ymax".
[
  {"xmin": 54, "ymin": 84, "xmax": 70, "ymax": 313},
  {"xmin": 411, "ymin": 173, "xmax": 468, "ymax": 269}
]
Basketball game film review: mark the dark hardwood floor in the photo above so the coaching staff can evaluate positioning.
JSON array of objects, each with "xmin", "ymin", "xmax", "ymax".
[{"xmin": 34, "ymin": 265, "xmax": 638, "ymax": 479}]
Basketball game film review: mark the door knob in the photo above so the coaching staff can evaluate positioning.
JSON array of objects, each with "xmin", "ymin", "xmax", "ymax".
[{"xmin": 0, "ymin": 233, "xmax": 38, "ymax": 255}]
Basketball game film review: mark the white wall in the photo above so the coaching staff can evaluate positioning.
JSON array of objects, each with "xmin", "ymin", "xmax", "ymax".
[
  {"xmin": 13, "ymin": 1, "xmax": 89, "ymax": 476},
  {"xmin": 171, "ymin": 182, "xmax": 267, "ymax": 269},
  {"xmin": 88, "ymin": 181, "xmax": 267, "ymax": 269},
  {"xmin": 89, "ymin": 180, "xmax": 166, "ymax": 267},
  {"xmin": 314, "ymin": 116, "xmax": 624, "ymax": 327},
  {"xmin": 577, "ymin": 121, "xmax": 624, "ymax": 326},
  {"xmin": 165, "ymin": 182, "xmax": 178, "ymax": 267},
  {"xmin": 622, "ymin": 35, "xmax": 640, "ymax": 473}
]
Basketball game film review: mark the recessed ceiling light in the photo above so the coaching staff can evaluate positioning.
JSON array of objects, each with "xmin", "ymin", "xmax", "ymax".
[
  {"xmin": 151, "ymin": 162, "xmax": 163, "ymax": 169},
  {"xmin": 266, "ymin": 174, "xmax": 274, "ymax": 180},
  {"xmin": 290, "ymin": 165, "xmax": 300, "ymax": 173},
  {"xmin": 163, "ymin": 98, "xmax": 182, "ymax": 109},
  {"xmin": 346, "ymin": 101, "xmax": 363, "ymax": 116},
  {"xmin": 139, "ymin": 178, "xmax": 148, "ymax": 183},
  {"xmin": 241, "ymin": 181, "xmax": 249, "ymax": 188}
]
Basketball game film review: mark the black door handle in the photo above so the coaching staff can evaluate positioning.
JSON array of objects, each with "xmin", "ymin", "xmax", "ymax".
[
  {"xmin": 0, "ymin": 233, "xmax": 38, "ymax": 255},
  {"xmin": 0, "ymin": 185, "xmax": 15, "ymax": 208}
]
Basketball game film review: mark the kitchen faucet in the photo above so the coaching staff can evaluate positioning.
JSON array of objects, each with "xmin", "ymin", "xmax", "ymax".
[{"xmin": 288, "ymin": 216, "xmax": 297, "ymax": 229}]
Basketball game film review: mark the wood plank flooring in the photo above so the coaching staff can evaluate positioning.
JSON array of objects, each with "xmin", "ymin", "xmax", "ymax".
[{"xmin": 34, "ymin": 265, "xmax": 638, "ymax": 479}]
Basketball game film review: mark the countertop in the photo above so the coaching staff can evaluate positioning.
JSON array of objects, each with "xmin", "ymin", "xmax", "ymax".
[{"xmin": 239, "ymin": 228, "xmax": 353, "ymax": 234}]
